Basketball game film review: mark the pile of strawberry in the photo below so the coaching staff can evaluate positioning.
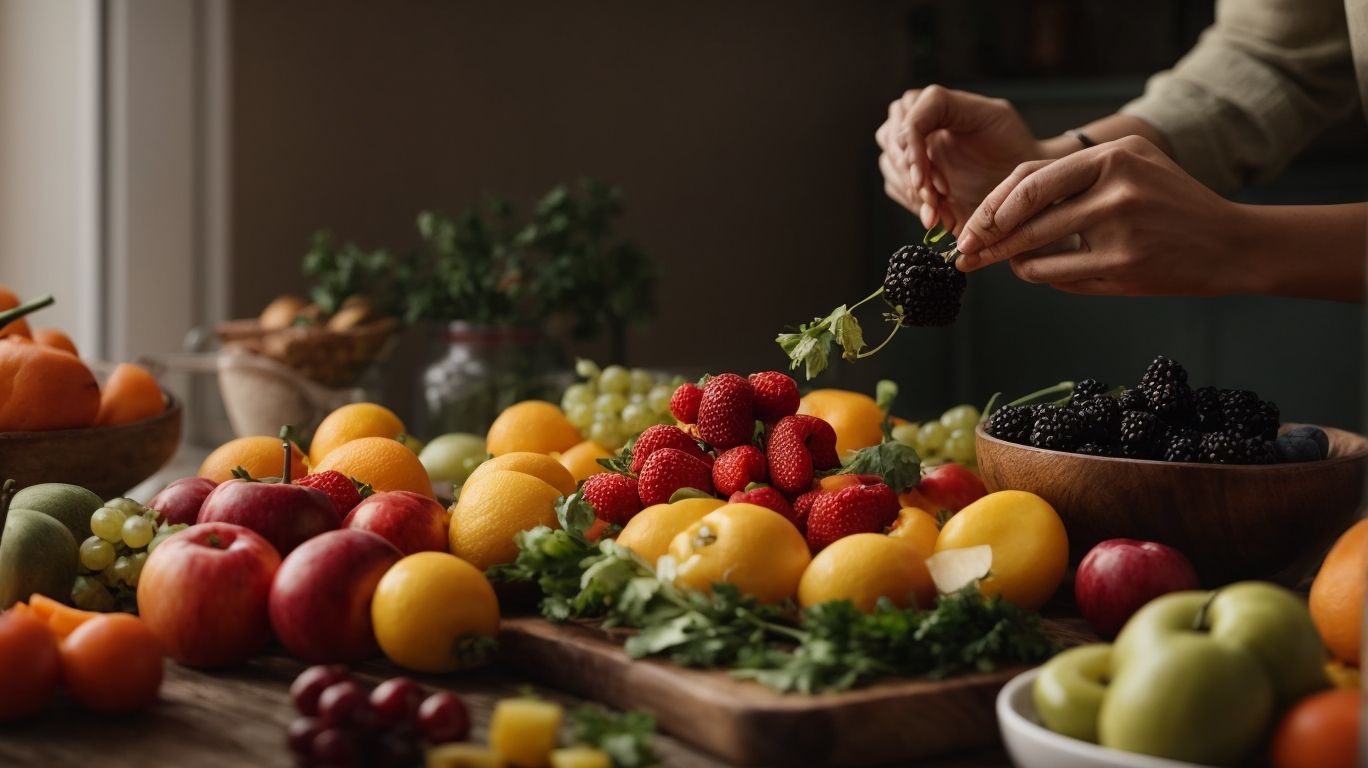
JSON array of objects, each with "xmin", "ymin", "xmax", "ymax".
[{"xmin": 580, "ymin": 371, "xmax": 906, "ymax": 552}]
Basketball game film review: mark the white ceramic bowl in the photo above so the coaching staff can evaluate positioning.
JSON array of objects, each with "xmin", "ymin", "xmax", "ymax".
[{"xmin": 997, "ymin": 668, "xmax": 1207, "ymax": 768}]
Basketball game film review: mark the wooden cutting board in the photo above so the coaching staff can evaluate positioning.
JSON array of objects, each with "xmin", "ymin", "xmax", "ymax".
[{"xmin": 498, "ymin": 616, "xmax": 1093, "ymax": 767}]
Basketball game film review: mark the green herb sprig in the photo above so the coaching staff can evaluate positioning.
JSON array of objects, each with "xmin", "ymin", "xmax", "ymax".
[{"xmin": 568, "ymin": 706, "xmax": 660, "ymax": 768}]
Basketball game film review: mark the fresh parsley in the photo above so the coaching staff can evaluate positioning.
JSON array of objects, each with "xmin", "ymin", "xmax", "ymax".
[{"xmin": 568, "ymin": 706, "xmax": 660, "ymax": 768}]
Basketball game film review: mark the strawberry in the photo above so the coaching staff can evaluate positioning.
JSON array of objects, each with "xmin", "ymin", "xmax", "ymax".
[
  {"xmin": 729, "ymin": 486, "xmax": 797, "ymax": 527},
  {"xmin": 748, "ymin": 371, "xmax": 800, "ymax": 422},
  {"xmin": 767, "ymin": 414, "xmax": 841, "ymax": 495},
  {"xmin": 669, "ymin": 382, "xmax": 703, "ymax": 424},
  {"xmin": 581, "ymin": 473, "xmax": 643, "ymax": 525},
  {"xmin": 629, "ymin": 424, "xmax": 710, "ymax": 474},
  {"xmin": 696, "ymin": 373, "xmax": 755, "ymax": 450},
  {"xmin": 294, "ymin": 470, "xmax": 365, "ymax": 519},
  {"xmin": 637, "ymin": 448, "xmax": 715, "ymax": 506},
  {"xmin": 805, "ymin": 482, "xmax": 900, "ymax": 552},
  {"xmin": 711, "ymin": 445, "xmax": 767, "ymax": 497},
  {"xmin": 791, "ymin": 489, "xmax": 823, "ymax": 533}
]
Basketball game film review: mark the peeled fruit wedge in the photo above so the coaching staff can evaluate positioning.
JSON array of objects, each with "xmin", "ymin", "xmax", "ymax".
[
  {"xmin": 550, "ymin": 747, "xmax": 612, "ymax": 768},
  {"xmin": 926, "ymin": 545, "xmax": 993, "ymax": 595},
  {"xmin": 489, "ymin": 697, "xmax": 564, "ymax": 768},
  {"xmin": 426, "ymin": 744, "xmax": 504, "ymax": 768}
]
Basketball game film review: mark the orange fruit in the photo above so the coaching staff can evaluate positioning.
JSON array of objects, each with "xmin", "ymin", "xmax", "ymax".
[
  {"xmin": 309, "ymin": 402, "xmax": 406, "ymax": 466},
  {"xmin": 1310, "ymin": 518, "xmax": 1367, "ymax": 665},
  {"xmin": 0, "ymin": 606, "xmax": 60, "ymax": 720},
  {"xmin": 486, "ymin": 401, "xmax": 581, "ymax": 456},
  {"xmin": 799, "ymin": 533, "xmax": 934, "ymax": 612},
  {"xmin": 1270, "ymin": 688, "xmax": 1359, "ymax": 768},
  {"xmin": 887, "ymin": 507, "xmax": 940, "ymax": 559},
  {"xmin": 556, "ymin": 440, "xmax": 614, "ymax": 483},
  {"xmin": 371, "ymin": 552, "xmax": 500, "ymax": 673},
  {"xmin": 59, "ymin": 613, "xmax": 163, "ymax": 714},
  {"xmin": 615, "ymin": 497, "xmax": 727, "ymax": 565},
  {"xmin": 0, "ymin": 338, "xmax": 100, "ymax": 431},
  {"xmin": 669, "ymin": 503, "xmax": 811, "ymax": 604},
  {"xmin": 449, "ymin": 469, "xmax": 562, "ymax": 569},
  {"xmin": 32, "ymin": 328, "xmax": 77, "ymax": 356},
  {"xmin": 27, "ymin": 594, "xmax": 99, "ymax": 640},
  {"xmin": 466, "ymin": 452, "xmax": 576, "ymax": 496},
  {"xmin": 96, "ymin": 362, "xmax": 165, "ymax": 426},
  {"xmin": 0, "ymin": 287, "xmax": 32, "ymax": 339},
  {"xmin": 199, "ymin": 436, "xmax": 308, "ymax": 483},
  {"xmin": 314, "ymin": 436, "xmax": 435, "ymax": 498},
  {"xmin": 798, "ymin": 389, "xmax": 884, "ymax": 457},
  {"xmin": 935, "ymin": 490, "xmax": 1068, "ymax": 610}
]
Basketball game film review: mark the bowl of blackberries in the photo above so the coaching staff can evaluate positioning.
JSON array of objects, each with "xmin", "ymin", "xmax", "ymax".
[{"xmin": 976, "ymin": 355, "xmax": 1368, "ymax": 585}]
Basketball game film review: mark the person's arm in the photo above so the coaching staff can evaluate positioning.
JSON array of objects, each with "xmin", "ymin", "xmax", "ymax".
[{"xmin": 1227, "ymin": 202, "xmax": 1367, "ymax": 302}]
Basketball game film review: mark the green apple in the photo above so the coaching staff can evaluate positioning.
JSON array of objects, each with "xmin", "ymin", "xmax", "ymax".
[
  {"xmin": 419, "ymin": 433, "xmax": 488, "ymax": 485},
  {"xmin": 1204, "ymin": 581, "xmax": 1327, "ymax": 701},
  {"xmin": 1100, "ymin": 634, "xmax": 1272, "ymax": 764},
  {"xmin": 1033, "ymin": 644, "xmax": 1111, "ymax": 742}
]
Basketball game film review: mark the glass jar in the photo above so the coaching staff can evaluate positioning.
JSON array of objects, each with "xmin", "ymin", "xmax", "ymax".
[{"xmin": 421, "ymin": 323, "xmax": 568, "ymax": 436}]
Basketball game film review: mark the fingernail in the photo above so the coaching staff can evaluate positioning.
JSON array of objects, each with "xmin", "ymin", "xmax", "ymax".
[
  {"xmin": 958, "ymin": 231, "xmax": 981, "ymax": 253},
  {"xmin": 932, "ymin": 175, "xmax": 948, "ymax": 195},
  {"xmin": 920, "ymin": 204, "xmax": 935, "ymax": 229},
  {"xmin": 909, "ymin": 165, "xmax": 922, "ymax": 188}
]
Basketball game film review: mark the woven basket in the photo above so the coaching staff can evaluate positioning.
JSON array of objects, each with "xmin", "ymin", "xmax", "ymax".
[{"xmin": 215, "ymin": 317, "xmax": 398, "ymax": 387}]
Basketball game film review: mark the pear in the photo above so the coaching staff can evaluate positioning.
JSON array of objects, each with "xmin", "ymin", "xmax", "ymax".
[
  {"xmin": 0, "ymin": 480, "xmax": 78, "ymax": 609},
  {"xmin": 11, "ymin": 482, "xmax": 101, "ymax": 542}
]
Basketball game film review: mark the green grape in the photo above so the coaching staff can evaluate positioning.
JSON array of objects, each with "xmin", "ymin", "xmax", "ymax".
[
  {"xmin": 109, "ymin": 497, "xmax": 144, "ymax": 515},
  {"xmin": 628, "ymin": 392, "xmax": 646, "ymax": 405},
  {"xmin": 647, "ymin": 385, "xmax": 673, "ymax": 413},
  {"xmin": 110, "ymin": 556, "xmax": 134, "ymax": 586},
  {"xmin": 621, "ymin": 403, "xmax": 653, "ymax": 434},
  {"xmin": 940, "ymin": 404, "xmax": 980, "ymax": 431},
  {"xmin": 129, "ymin": 552, "xmax": 149, "ymax": 584},
  {"xmin": 944, "ymin": 428, "xmax": 976, "ymax": 463},
  {"xmin": 575, "ymin": 358, "xmax": 601, "ymax": 380},
  {"xmin": 79, "ymin": 536, "xmax": 116, "ymax": 571},
  {"xmin": 891, "ymin": 422, "xmax": 921, "ymax": 448},
  {"xmin": 90, "ymin": 508, "xmax": 128, "ymax": 543},
  {"xmin": 121, "ymin": 515, "xmax": 154, "ymax": 549},
  {"xmin": 71, "ymin": 576, "xmax": 116, "ymax": 612},
  {"xmin": 588, "ymin": 421, "xmax": 621, "ymax": 449},
  {"xmin": 561, "ymin": 383, "xmax": 595, "ymax": 409},
  {"xmin": 917, "ymin": 421, "xmax": 949, "ymax": 452},
  {"xmin": 565, "ymin": 403, "xmax": 594, "ymax": 429},
  {"xmin": 147, "ymin": 531, "xmax": 171, "ymax": 555},
  {"xmin": 599, "ymin": 365, "xmax": 630, "ymax": 394},
  {"xmin": 628, "ymin": 369, "xmax": 655, "ymax": 395},
  {"xmin": 594, "ymin": 392, "xmax": 627, "ymax": 415}
]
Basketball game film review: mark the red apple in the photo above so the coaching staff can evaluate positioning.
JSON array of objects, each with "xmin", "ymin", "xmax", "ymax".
[
  {"xmin": 268, "ymin": 529, "xmax": 402, "ymax": 663},
  {"xmin": 1075, "ymin": 538, "xmax": 1200, "ymax": 638},
  {"xmin": 198, "ymin": 478, "xmax": 338, "ymax": 556},
  {"xmin": 343, "ymin": 491, "xmax": 448, "ymax": 556},
  {"xmin": 915, "ymin": 463, "xmax": 987, "ymax": 513},
  {"xmin": 136, "ymin": 522, "xmax": 281, "ymax": 667},
  {"xmin": 148, "ymin": 476, "xmax": 217, "ymax": 526}
]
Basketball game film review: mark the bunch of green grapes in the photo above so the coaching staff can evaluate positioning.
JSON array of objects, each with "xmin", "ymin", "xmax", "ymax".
[
  {"xmin": 72, "ymin": 498, "xmax": 188, "ymax": 612},
  {"xmin": 892, "ymin": 404, "xmax": 979, "ymax": 466},
  {"xmin": 560, "ymin": 360, "xmax": 682, "ymax": 450}
]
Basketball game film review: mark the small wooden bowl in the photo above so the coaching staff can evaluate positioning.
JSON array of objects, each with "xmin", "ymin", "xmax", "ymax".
[
  {"xmin": 0, "ymin": 392, "xmax": 182, "ymax": 500},
  {"xmin": 976, "ymin": 423, "xmax": 1368, "ymax": 585}
]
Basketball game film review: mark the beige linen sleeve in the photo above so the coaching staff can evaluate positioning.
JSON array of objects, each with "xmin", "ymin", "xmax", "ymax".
[{"xmin": 1120, "ymin": 0, "xmax": 1359, "ymax": 194}]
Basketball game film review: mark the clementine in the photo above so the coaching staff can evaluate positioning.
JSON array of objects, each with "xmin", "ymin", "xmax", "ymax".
[{"xmin": 1309, "ymin": 518, "xmax": 1367, "ymax": 665}]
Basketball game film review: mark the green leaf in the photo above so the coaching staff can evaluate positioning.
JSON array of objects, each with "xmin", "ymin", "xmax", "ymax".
[
  {"xmin": 568, "ymin": 706, "xmax": 660, "ymax": 768},
  {"xmin": 841, "ymin": 440, "xmax": 922, "ymax": 494},
  {"xmin": 829, "ymin": 306, "xmax": 865, "ymax": 362},
  {"xmin": 556, "ymin": 492, "xmax": 598, "ymax": 540}
]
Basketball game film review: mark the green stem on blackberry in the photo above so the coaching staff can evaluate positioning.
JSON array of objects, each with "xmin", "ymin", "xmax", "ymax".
[
  {"xmin": 854, "ymin": 317, "xmax": 903, "ymax": 359},
  {"xmin": 981, "ymin": 381, "xmax": 1076, "ymax": 420}
]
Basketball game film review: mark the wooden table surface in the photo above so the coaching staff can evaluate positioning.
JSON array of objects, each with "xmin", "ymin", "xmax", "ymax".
[{"xmin": 0, "ymin": 652, "xmax": 1015, "ymax": 767}]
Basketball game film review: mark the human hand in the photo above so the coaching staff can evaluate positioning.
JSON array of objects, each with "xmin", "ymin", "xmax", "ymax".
[
  {"xmin": 955, "ymin": 136, "xmax": 1249, "ymax": 296},
  {"xmin": 876, "ymin": 85, "xmax": 1044, "ymax": 232}
]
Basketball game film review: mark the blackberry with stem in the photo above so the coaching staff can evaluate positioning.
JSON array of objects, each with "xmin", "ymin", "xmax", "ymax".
[
  {"xmin": 986, "ymin": 405, "xmax": 1036, "ymax": 444},
  {"xmin": 1070, "ymin": 378, "xmax": 1110, "ymax": 404},
  {"xmin": 1029, "ymin": 406, "xmax": 1084, "ymax": 452},
  {"xmin": 1118, "ymin": 410, "xmax": 1162, "ymax": 459}
]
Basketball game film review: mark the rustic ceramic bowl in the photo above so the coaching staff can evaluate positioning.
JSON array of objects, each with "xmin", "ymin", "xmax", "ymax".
[
  {"xmin": 0, "ymin": 392, "xmax": 182, "ymax": 499},
  {"xmin": 976, "ymin": 423, "xmax": 1368, "ymax": 585}
]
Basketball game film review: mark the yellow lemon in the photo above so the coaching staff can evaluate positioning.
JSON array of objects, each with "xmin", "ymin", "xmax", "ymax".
[
  {"xmin": 449, "ymin": 469, "xmax": 561, "ymax": 569},
  {"xmin": 309, "ymin": 402, "xmax": 406, "ymax": 466},
  {"xmin": 615, "ymin": 497, "xmax": 727, "ymax": 565},
  {"xmin": 370, "ymin": 551, "xmax": 499, "ymax": 673},
  {"xmin": 486, "ymin": 401, "xmax": 581, "ymax": 456},
  {"xmin": 935, "ymin": 490, "xmax": 1068, "ymax": 610},
  {"xmin": 798, "ymin": 533, "xmax": 934, "ymax": 612},
  {"xmin": 556, "ymin": 440, "xmax": 614, "ymax": 483},
  {"xmin": 668, "ymin": 503, "xmax": 810, "ymax": 604},
  {"xmin": 887, "ymin": 507, "xmax": 941, "ymax": 559},
  {"xmin": 798, "ymin": 389, "xmax": 884, "ymax": 458},
  {"xmin": 466, "ymin": 451, "xmax": 577, "ymax": 496}
]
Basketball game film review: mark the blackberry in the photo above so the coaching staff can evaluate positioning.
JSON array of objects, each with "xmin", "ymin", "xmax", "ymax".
[
  {"xmin": 1029, "ymin": 406, "xmax": 1084, "ymax": 452},
  {"xmin": 1118, "ymin": 410, "xmax": 1162, "ymax": 458},
  {"xmin": 1218, "ymin": 389, "xmax": 1261, "ymax": 437},
  {"xmin": 1139, "ymin": 355, "xmax": 1189, "ymax": 388},
  {"xmin": 1162, "ymin": 429, "xmax": 1200, "ymax": 462},
  {"xmin": 1070, "ymin": 378, "xmax": 1110, "ymax": 404},
  {"xmin": 1142, "ymin": 379, "xmax": 1194, "ymax": 423},
  {"xmin": 1075, "ymin": 396, "xmax": 1121, "ymax": 442},
  {"xmin": 883, "ymin": 244, "xmax": 967, "ymax": 327},
  {"xmin": 1252, "ymin": 400, "xmax": 1280, "ymax": 441},
  {"xmin": 1243, "ymin": 438, "xmax": 1277, "ymax": 465},
  {"xmin": 1192, "ymin": 386, "xmax": 1223, "ymax": 432},
  {"xmin": 1076, "ymin": 442, "xmax": 1111, "ymax": 457},
  {"xmin": 1118, "ymin": 387, "xmax": 1147, "ymax": 413},
  {"xmin": 986, "ymin": 405, "xmax": 1035, "ymax": 444},
  {"xmin": 1199, "ymin": 431, "xmax": 1246, "ymax": 464}
]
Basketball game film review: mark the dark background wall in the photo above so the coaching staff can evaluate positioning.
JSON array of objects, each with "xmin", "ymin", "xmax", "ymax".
[{"xmin": 226, "ymin": 0, "xmax": 1367, "ymax": 432}]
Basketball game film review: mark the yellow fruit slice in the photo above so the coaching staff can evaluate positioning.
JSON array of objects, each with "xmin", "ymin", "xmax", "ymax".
[
  {"xmin": 490, "ymin": 698, "xmax": 564, "ymax": 768},
  {"xmin": 427, "ymin": 744, "xmax": 503, "ymax": 768},
  {"xmin": 925, "ymin": 545, "xmax": 993, "ymax": 595},
  {"xmin": 550, "ymin": 747, "xmax": 611, "ymax": 768}
]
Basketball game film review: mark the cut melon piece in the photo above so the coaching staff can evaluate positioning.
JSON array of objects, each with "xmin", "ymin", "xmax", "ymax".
[
  {"xmin": 926, "ymin": 544, "xmax": 992, "ymax": 595},
  {"xmin": 549, "ymin": 747, "xmax": 612, "ymax": 768},
  {"xmin": 426, "ymin": 744, "xmax": 503, "ymax": 768},
  {"xmin": 490, "ymin": 697, "xmax": 564, "ymax": 767}
]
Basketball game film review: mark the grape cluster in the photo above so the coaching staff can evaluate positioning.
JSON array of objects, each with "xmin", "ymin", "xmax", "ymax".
[
  {"xmin": 73, "ymin": 498, "xmax": 188, "ymax": 612},
  {"xmin": 890, "ymin": 404, "xmax": 980, "ymax": 466},
  {"xmin": 288, "ymin": 665, "xmax": 469, "ymax": 768},
  {"xmin": 560, "ymin": 359, "xmax": 682, "ymax": 450}
]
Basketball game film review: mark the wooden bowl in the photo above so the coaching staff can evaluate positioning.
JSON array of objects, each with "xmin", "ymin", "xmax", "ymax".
[
  {"xmin": 0, "ymin": 392, "xmax": 182, "ymax": 500},
  {"xmin": 976, "ymin": 423, "xmax": 1368, "ymax": 585}
]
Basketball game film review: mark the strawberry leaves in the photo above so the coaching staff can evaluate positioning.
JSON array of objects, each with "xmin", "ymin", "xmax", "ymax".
[{"xmin": 841, "ymin": 441, "xmax": 922, "ymax": 494}]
